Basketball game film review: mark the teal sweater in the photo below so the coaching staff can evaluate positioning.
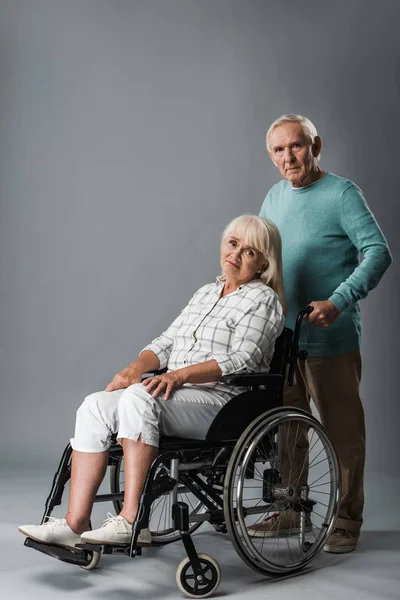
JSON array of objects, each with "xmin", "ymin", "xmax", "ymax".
[{"xmin": 260, "ymin": 173, "xmax": 392, "ymax": 357}]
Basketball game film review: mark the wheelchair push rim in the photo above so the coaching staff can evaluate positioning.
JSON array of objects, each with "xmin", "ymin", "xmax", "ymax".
[{"xmin": 224, "ymin": 407, "xmax": 341, "ymax": 576}]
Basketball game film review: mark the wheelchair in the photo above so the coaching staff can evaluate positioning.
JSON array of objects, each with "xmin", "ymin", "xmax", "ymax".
[{"xmin": 24, "ymin": 307, "xmax": 341, "ymax": 598}]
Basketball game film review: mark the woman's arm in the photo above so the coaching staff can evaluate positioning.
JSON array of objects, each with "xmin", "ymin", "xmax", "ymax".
[
  {"xmin": 143, "ymin": 291, "xmax": 284, "ymax": 399},
  {"xmin": 142, "ymin": 359, "xmax": 222, "ymax": 399},
  {"xmin": 140, "ymin": 288, "xmax": 201, "ymax": 369},
  {"xmin": 105, "ymin": 350, "xmax": 160, "ymax": 392},
  {"xmin": 105, "ymin": 287, "xmax": 203, "ymax": 392},
  {"xmin": 179, "ymin": 360, "xmax": 223, "ymax": 384}
]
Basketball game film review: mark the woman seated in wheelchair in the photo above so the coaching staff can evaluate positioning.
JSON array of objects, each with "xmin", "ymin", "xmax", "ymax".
[{"xmin": 19, "ymin": 215, "xmax": 285, "ymax": 549}]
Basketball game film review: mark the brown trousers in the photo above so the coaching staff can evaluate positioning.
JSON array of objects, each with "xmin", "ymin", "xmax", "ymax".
[{"xmin": 282, "ymin": 350, "xmax": 365, "ymax": 533}]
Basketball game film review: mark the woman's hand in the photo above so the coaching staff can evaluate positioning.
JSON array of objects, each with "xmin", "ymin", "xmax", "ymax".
[
  {"xmin": 142, "ymin": 370, "xmax": 186, "ymax": 400},
  {"xmin": 105, "ymin": 364, "xmax": 143, "ymax": 392}
]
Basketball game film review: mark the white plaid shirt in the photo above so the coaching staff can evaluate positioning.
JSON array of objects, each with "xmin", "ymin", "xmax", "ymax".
[{"xmin": 142, "ymin": 279, "xmax": 285, "ymax": 401}]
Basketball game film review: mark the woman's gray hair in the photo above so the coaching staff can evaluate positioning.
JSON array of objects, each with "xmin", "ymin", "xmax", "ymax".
[
  {"xmin": 266, "ymin": 114, "xmax": 318, "ymax": 153},
  {"xmin": 221, "ymin": 215, "xmax": 286, "ymax": 313}
]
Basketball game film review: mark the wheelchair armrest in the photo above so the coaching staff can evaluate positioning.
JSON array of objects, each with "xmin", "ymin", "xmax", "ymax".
[
  {"xmin": 141, "ymin": 367, "xmax": 168, "ymax": 379},
  {"xmin": 220, "ymin": 372, "xmax": 284, "ymax": 389}
]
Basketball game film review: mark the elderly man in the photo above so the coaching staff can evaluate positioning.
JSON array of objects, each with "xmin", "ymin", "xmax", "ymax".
[{"xmin": 251, "ymin": 114, "xmax": 392, "ymax": 553}]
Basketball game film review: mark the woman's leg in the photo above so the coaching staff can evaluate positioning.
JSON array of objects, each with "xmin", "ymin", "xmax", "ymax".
[
  {"xmin": 117, "ymin": 383, "xmax": 225, "ymax": 523},
  {"xmin": 18, "ymin": 389, "xmax": 122, "ymax": 546},
  {"xmin": 65, "ymin": 389, "xmax": 123, "ymax": 530},
  {"xmin": 80, "ymin": 383, "xmax": 226, "ymax": 544},
  {"xmin": 158, "ymin": 386, "xmax": 226, "ymax": 440},
  {"xmin": 80, "ymin": 384, "xmax": 161, "ymax": 544},
  {"xmin": 65, "ymin": 450, "xmax": 110, "ymax": 533},
  {"xmin": 115, "ymin": 384, "xmax": 161, "ymax": 523},
  {"xmin": 118, "ymin": 437, "xmax": 158, "ymax": 524}
]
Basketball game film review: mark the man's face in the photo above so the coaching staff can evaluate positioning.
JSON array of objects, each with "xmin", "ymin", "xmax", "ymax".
[{"xmin": 268, "ymin": 122, "xmax": 320, "ymax": 186}]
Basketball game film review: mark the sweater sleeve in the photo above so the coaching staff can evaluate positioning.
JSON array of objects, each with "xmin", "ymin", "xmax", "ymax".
[{"xmin": 329, "ymin": 184, "xmax": 392, "ymax": 311}]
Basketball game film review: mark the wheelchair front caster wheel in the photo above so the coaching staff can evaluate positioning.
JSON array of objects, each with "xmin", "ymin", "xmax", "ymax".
[
  {"xmin": 79, "ymin": 550, "xmax": 101, "ymax": 570},
  {"xmin": 176, "ymin": 553, "xmax": 221, "ymax": 598}
]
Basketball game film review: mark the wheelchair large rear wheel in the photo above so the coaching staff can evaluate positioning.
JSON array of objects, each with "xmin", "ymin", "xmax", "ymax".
[
  {"xmin": 224, "ymin": 407, "xmax": 341, "ymax": 576},
  {"xmin": 110, "ymin": 456, "xmax": 205, "ymax": 544}
]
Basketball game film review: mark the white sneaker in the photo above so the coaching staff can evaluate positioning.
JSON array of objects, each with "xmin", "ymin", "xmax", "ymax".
[
  {"xmin": 81, "ymin": 513, "xmax": 152, "ymax": 546},
  {"xmin": 18, "ymin": 518, "xmax": 82, "ymax": 550}
]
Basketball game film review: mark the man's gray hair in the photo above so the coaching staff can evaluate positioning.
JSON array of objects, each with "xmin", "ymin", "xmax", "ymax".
[{"xmin": 266, "ymin": 114, "xmax": 318, "ymax": 153}]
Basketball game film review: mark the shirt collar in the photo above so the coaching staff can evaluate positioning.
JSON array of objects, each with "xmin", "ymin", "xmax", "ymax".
[{"xmin": 215, "ymin": 277, "xmax": 261, "ymax": 293}]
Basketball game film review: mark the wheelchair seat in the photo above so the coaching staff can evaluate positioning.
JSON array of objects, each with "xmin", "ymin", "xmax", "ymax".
[
  {"xmin": 159, "ymin": 436, "xmax": 211, "ymax": 451},
  {"xmin": 160, "ymin": 327, "xmax": 293, "ymax": 446}
]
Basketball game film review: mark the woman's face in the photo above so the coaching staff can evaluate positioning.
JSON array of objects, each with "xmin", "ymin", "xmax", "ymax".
[{"xmin": 221, "ymin": 233, "xmax": 265, "ymax": 286}]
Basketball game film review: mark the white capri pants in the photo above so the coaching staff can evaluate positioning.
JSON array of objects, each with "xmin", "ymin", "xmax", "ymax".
[{"xmin": 70, "ymin": 383, "xmax": 228, "ymax": 452}]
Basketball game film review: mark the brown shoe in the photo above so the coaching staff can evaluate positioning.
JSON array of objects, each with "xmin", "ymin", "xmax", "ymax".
[
  {"xmin": 247, "ymin": 509, "xmax": 312, "ymax": 538},
  {"xmin": 323, "ymin": 528, "xmax": 359, "ymax": 553}
]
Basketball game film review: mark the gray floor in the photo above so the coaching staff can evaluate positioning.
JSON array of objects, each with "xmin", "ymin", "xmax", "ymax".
[{"xmin": 1, "ymin": 469, "xmax": 399, "ymax": 600}]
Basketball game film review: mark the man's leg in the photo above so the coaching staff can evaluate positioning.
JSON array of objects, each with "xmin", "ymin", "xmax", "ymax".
[
  {"xmin": 280, "ymin": 362, "xmax": 313, "ymax": 488},
  {"xmin": 248, "ymin": 362, "xmax": 314, "ymax": 537},
  {"xmin": 302, "ymin": 351, "xmax": 365, "ymax": 551}
]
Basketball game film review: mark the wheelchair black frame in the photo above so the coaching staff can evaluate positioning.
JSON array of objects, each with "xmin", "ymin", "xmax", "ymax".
[{"xmin": 25, "ymin": 306, "xmax": 317, "ymax": 584}]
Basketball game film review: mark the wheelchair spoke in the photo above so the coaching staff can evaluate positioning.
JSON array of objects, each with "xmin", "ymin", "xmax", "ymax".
[
  {"xmin": 307, "ymin": 447, "xmax": 327, "ymax": 469},
  {"xmin": 111, "ymin": 457, "xmax": 207, "ymax": 543},
  {"xmin": 308, "ymin": 471, "xmax": 332, "ymax": 488},
  {"xmin": 201, "ymin": 567, "xmax": 213, "ymax": 580},
  {"xmin": 224, "ymin": 410, "xmax": 340, "ymax": 575},
  {"xmin": 155, "ymin": 497, "xmax": 167, "ymax": 533},
  {"xmin": 150, "ymin": 495, "xmax": 165, "ymax": 515},
  {"xmin": 310, "ymin": 484, "xmax": 330, "ymax": 496}
]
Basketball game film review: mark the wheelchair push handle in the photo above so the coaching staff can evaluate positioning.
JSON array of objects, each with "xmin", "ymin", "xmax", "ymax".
[
  {"xmin": 300, "ymin": 304, "xmax": 314, "ymax": 318},
  {"xmin": 287, "ymin": 305, "xmax": 314, "ymax": 386},
  {"xmin": 293, "ymin": 305, "xmax": 313, "ymax": 343}
]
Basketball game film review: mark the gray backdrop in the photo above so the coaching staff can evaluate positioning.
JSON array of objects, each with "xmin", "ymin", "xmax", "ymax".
[{"xmin": 0, "ymin": 0, "xmax": 398, "ymax": 477}]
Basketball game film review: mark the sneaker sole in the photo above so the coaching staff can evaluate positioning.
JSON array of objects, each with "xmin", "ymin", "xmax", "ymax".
[
  {"xmin": 18, "ymin": 528, "xmax": 81, "ymax": 552},
  {"xmin": 80, "ymin": 534, "xmax": 130, "ymax": 546},
  {"xmin": 80, "ymin": 534, "xmax": 152, "ymax": 547},
  {"xmin": 249, "ymin": 525, "xmax": 312, "ymax": 538},
  {"xmin": 323, "ymin": 544, "xmax": 356, "ymax": 554}
]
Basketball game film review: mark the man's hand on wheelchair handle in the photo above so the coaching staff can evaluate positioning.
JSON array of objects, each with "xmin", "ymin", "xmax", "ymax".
[
  {"xmin": 305, "ymin": 300, "xmax": 340, "ymax": 327},
  {"xmin": 142, "ymin": 371, "xmax": 186, "ymax": 400}
]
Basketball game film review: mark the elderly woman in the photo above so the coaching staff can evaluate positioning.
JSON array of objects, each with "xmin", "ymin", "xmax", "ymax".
[{"xmin": 19, "ymin": 215, "xmax": 285, "ymax": 549}]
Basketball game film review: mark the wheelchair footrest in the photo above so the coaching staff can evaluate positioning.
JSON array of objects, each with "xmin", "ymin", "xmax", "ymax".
[
  {"xmin": 75, "ymin": 542, "xmax": 141, "ymax": 556},
  {"xmin": 75, "ymin": 542, "xmax": 103, "ymax": 553},
  {"xmin": 24, "ymin": 538, "xmax": 92, "ymax": 566}
]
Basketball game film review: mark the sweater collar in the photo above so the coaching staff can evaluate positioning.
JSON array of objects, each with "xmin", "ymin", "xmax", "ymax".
[{"xmin": 289, "ymin": 172, "xmax": 330, "ymax": 193}]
